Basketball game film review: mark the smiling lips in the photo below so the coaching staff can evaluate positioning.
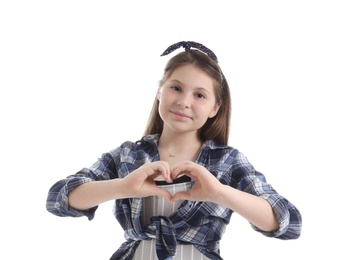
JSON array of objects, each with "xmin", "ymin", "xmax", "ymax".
[{"xmin": 171, "ymin": 110, "xmax": 192, "ymax": 120}]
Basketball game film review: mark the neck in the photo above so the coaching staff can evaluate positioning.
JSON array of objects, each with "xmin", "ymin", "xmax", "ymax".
[
  {"xmin": 158, "ymin": 132, "xmax": 201, "ymax": 158},
  {"xmin": 159, "ymin": 131, "xmax": 200, "ymax": 148}
]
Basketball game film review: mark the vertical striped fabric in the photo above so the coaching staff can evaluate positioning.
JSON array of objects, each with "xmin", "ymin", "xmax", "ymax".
[{"xmin": 132, "ymin": 182, "xmax": 211, "ymax": 260}]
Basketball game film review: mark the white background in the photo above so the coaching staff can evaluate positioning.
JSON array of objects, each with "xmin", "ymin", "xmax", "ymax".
[{"xmin": 1, "ymin": 1, "xmax": 352, "ymax": 259}]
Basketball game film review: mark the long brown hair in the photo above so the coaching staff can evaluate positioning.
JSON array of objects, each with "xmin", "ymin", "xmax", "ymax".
[{"xmin": 144, "ymin": 50, "xmax": 231, "ymax": 145}]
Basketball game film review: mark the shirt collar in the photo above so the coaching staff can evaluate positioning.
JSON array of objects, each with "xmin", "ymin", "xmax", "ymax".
[{"xmin": 141, "ymin": 134, "xmax": 230, "ymax": 151}]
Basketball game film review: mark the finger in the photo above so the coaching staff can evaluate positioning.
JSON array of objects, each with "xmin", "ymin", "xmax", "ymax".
[
  {"xmin": 145, "ymin": 162, "xmax": 171, "ymax": 182},
  {"xmin": 171, "ymin": 165, "xmax": 196, "ymax": 179},
  {"xmin": 159, "ymin": 161, "xmax": 172, "ymax": 182},
  {"xmin": 154, "ymin": 166, "xmax": 172, "ymax": 183},
  {"xmin": 170, "ymin": 171, "xmax": 194, "ymax": 182},
  {"xmin": 172, "ymin": 161, "xmax": 197, "ymax": 172}
]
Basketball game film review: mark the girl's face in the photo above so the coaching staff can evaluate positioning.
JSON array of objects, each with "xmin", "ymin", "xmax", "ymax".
[{"xmin": 157, "ymin": 64, "xmax": 220, "ymax": 135}]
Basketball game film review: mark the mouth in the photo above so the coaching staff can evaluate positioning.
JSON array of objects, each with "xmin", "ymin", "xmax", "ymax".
[{"xmin": 171, "ymin": 110, "xmax": 192, "ymax": 120}]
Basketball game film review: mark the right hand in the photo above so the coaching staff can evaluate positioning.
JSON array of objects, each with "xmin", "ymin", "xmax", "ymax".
[{"xmin": 121, "ymin": 161, "xmax": 172, "ymax": 201}]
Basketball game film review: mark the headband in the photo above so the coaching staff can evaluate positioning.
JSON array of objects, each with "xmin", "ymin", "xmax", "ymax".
[{"xmin": 160, "ymin": 41, "xmax": 218, "ymax": 63}]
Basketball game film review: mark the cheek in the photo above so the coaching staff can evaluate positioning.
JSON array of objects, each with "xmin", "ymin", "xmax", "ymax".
[
  {"xmin": 196, "ymin": 105, "xmax": 218, "ymax": 119},
  {"xmin": 194, "ymin": 106, "xmax": 210, "ymax": 119},
  {"xmin": 208, "ymin": 102, "xmax": 220, "ymax": 117},
  {"xmin": 158, "ymin": 94, "xmax": 170, "ymax": 113},
  {"xmin": 159, "ymin": 90, "xmax": 175, "ymax": 105},
  {"xmin": 208, "ymin": 108, "xmax": 218, "ymax": 118}
]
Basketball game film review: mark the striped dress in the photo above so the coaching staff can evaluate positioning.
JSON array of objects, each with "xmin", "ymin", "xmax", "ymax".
[{"xmin": 132, "ymin": 180, "xmax": 211, "ymax": 260}]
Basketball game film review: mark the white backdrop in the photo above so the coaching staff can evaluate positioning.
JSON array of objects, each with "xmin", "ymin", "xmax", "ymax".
[{"xmin": 1, "ymin": 1, "xmax": 352, "ymax": 259}]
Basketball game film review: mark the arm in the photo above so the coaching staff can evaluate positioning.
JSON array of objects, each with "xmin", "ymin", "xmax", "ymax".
[
  {"xmin": 170, "ymin": 161, "xmax": 278, "ymax": 232},
  {"xmin": 213, "ymin": 184, "xmax": 279, "ymax": 232},
  {"xmin": 170, "ymin": 160, "xmax": 302, "ymax": 238},
  {"xmin": 67, "ymin": 179, "xmax": 125, "ymax": 210},
  {"xmin": 46, "ymin": 155, "xmax": 173, "ymax": 218},
  {"xmin": 68, "ymin": 161, "xmax": 173, "ymax": 210},
  {"xmin": 213, "ymin": 184, "xmax": 278, "ymax": 231}
]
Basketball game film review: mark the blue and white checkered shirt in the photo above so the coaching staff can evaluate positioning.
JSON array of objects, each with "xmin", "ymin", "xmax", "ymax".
[{"xmin": 46, "ymin": 134, "xmax": 302, "ymax": 260}]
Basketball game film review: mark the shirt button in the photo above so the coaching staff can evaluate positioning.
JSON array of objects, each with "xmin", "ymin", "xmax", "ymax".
[{"xmin": 54, "ymin": 202, "xmax": 60, "ymax": 208}]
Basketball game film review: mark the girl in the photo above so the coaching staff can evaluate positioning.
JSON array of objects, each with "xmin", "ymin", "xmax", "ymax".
[{"xmin": 46, "ymin": 41, "xmax": 302, "ymax": 260}]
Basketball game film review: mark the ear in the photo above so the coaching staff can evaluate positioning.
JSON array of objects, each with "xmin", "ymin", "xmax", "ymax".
[
  {"xmin": 157, "ymin": 88, "xmax": 161, "ymax": 101},
  {"xmin": 208, "ymin": 103, "xmax": 220, "ymax": 118}
]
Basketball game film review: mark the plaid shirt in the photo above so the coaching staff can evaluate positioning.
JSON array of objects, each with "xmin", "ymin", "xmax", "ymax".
[{"xmin": 46, "ymin": 134, "xmax": 302, "ymax": 260}]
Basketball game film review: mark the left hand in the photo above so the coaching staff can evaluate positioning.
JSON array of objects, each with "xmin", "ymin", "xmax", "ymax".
[{"xmin": 170, "ymin": 161, "xmax": 223, "ymax": 202}]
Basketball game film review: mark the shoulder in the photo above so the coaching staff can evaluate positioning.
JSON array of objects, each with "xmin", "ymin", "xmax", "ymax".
[
  {"xmin": 108, "ymin": 134, "xmax": 159, "ymax": 160},
  {"xmin": 202, "ymin": 140, "xmax": 254, "ymax": 170},
  {"xmin": 202, "ymin": 140, "xmax": 240, "ymax": 159}
]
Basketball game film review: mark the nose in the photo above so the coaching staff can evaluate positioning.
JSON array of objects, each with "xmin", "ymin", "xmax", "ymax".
[{"xmin": 177, "ymin": 94, "xmax": 191, "ymax": 108}]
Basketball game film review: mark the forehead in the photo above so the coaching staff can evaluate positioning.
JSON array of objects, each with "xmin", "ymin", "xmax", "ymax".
[{"xmin": 167, "ymin": 64, "xmax": 214, "ymax": 86}]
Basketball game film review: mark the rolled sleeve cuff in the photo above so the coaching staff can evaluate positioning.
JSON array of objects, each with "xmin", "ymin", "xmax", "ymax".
[
  {"xmin": 251, "ymin": 194, "xmax": 293, "ymax": 238},
  {"xmin": 46, "ymin": 177, "xmax": 98, "ymax": 220}
]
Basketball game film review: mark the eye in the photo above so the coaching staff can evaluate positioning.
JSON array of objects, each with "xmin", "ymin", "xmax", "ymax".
[
  {"xmin": 171, "ymin": 85, "xmax": 181, "ymax": 92},
  {"xmin": 195, "ymin": 92, "xmax": 206, "ymax": 99}
]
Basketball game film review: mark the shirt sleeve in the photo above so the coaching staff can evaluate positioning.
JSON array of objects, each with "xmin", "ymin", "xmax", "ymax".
[
  {"xmin": 46, "ymin": 151, "xmax": 118, "ymax": 220},
  {"xmin": 233, "ymin": 152, "xmax": 302, "ymax": 239}
]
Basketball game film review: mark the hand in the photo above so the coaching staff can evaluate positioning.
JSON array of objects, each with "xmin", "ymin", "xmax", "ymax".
[
  {"xmin": 170, "ymin": 161, "xmax": 223, "ymax": 203},
  {"xmin": 122, "ymin": 161, "xmax": 173, "ymax": 201}
]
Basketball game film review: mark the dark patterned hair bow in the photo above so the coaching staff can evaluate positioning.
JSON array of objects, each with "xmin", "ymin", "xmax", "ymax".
[{"xmin": 161, "ymin": 41, "xmax": 218, "ymax": 63}]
